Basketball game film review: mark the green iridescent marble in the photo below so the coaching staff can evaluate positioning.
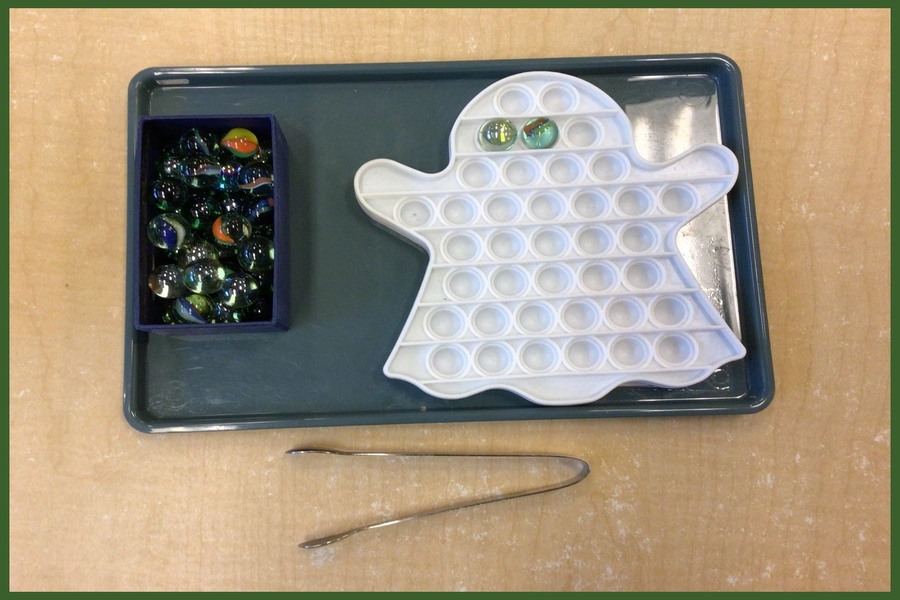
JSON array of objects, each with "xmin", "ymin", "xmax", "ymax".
[
  {"xmin": 238, "ymin": 236, "xmax": 275, "ymax": 273},
  {"xmin": 182, "ymin": 258, "xmax": 227, "ymax": 294},
  {"xmin": 148, "ymin": 264, "xmax": 186, "ymax": 299},
  {"xmin": 176, "ymin": 241, "xmax": 220, "ymax": 268},
  {"xmin": 478, "ymin": 119, "xmax": 517, "ymax": 151},
  {"xmin": 522, "ymin": 117, "xmax": 559, "ymax": 149},
  {"xmin": 218, "ymin": 272, "xmax": 260, "ymax": 309}
]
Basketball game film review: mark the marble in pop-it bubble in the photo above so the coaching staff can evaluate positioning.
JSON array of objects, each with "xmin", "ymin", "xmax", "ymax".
[
  {"xmin": 522, "ymin": 117, "xmax": 559, "ymax": 150},
  {"xmin": 478, "ymin": 118, "xmax": 517, "ymax": 151},
  {"xmin": 354, "ymin": 71, "xmax": 746, "ymax": 406}
]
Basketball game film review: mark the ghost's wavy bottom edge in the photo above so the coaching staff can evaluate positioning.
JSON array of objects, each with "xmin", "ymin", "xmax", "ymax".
[{"xmin": 383, "ymin": 353, "xmax": 747, "ymax": 407}]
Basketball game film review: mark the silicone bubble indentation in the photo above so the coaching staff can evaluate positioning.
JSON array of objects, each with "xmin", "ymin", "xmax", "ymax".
[
  {"xmin": 396, "ymin": 196, "xmax": 434, "ymax": 228},
  {"xmin": 535, "ymin": 263, "xmax": 574, "ymax": 295},
  {"xmin": 484, "ymin": 193, "xmax": 523, "ymax": 224},
  {"xmin": 458, "ymin": 158, "xmax": 498, "ymax": 188},
  {"xmin": 619, "ymin": 223, "xmax": 659, "ymax": 254},
  {"xmin": 515, "ymin": 301, "xmax": 556, "ymax": 335},
  {"xmin": 578, "ymin": 262, "xmax": 618, "ymax": 293},
  {"xmin": 473, "ymin": 342, "xmax": 515, "ymax": 376},
  {"xmin": 428, "ymin": 344, "xmax": 469, "ymax": 379},
  {"xmin": 615, "ymin": 186, "xmax": 654, "ymax": 217},
  {"xmin": 441, "ymin": 195, "xmax": 478, "ymax": 225},
  {"xmin": 606, "ymin": 297, "xmax": 646, "ymax": 330},
  {"xmin": 443, "ymin": 231, "xmax": 482, "ymax": 263},
  {"xmin": 590, "ymin": 152, "xmax": 628, "ymax": 182},
  {"xmin": 487, "ymin": 229, "xmax": 527, "ymax": 261},
  {"xmin": 424, "ymin": 306, "xmax": 467, "ymax": 340},
  {"xmin": 659, "ymin": 184, "xmax": 699, "ymax": 215},
  {"xmin": 623, "ymin": 259, "xmax": 664, "ymax": 291},
  {"xmin": 519, "ymin": 340, "xmax": 560, "ymax": 374},
  {"xmin": 545, "ymin": 154, "xmax": 584, "ymax": 185},
  {"xmin": 571, "ymin": 189, "xmax": 610, "ymax": 219},
  {"xmin": 444, "ymin": 267, "xmax": 485, "ymax": 301},
  {"xmin": 563, "ymin": 118, "xmax": 603, "ymax": 148},
  {"xmin": 609, "ymin": 335, "xmax": 651, "ymax": 370},
  {"xmin": 470, "ymin": 304, "xmax": 511, "ymax": 337},
  {"xmin": 527, "ymin": 191, "xmax": 566, "ymax": 222},
  {"xmin": 654, "ymin": 332, "xmax": 698, "ymax": 367},
  {"xmin": 531, "ymin": 226, "xmax": 570, "ymax": 258},
  {"xmin": 560, "ymin": 299, "xmax": 600, "ymax": 332},
  {"xmin": 539, "ymin": 82, "xmax": 578, "ymax": 113},
  {"xmin": 490, "ymin": 265, "xmax": 530, "ymax": 298},
  {"xmin": 649, "ymin": 295, "xmax": 692, "ymax": 328},
  {"xmin": 564, "ymin": 338, "xmax": 605, "ymax": 371},
  {"xmin": 502, "ymin": 156, "xmax": 542, "ymax": 187},
  {"xmin": 575, "ymin": 224, "xmax": 615, "ymax": 256},
  {"xmin": 494, "ymin": 84, "xmax": 535, "ymax": 116}
]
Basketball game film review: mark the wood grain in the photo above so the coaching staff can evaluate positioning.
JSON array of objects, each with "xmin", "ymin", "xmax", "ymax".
[{"xmin": 9, "ymin": 8, "xmax": 889, "ymax": 591}]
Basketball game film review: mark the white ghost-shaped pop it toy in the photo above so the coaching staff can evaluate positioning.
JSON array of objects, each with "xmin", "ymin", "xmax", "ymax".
[{"xmin": 354, "ymin": 71, "xmax": 746, "ymax": 406}]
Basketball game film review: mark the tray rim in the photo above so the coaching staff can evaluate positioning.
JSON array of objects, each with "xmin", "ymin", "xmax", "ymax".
[{"xmin": 123, "ymin": 53, "xmax": 775, "ymax": 433}]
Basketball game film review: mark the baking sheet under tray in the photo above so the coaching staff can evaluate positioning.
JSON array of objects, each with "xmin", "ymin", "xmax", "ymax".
[{"xmin": 123, "ymin": 54, "xmax": 774, "ymax": 433}]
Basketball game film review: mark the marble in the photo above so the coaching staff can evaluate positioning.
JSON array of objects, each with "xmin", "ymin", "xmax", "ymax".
[
  {"xmin": 237, "ymin": 236, "xmax": 275, "ymax": 273},
  {"xmin": 180, "ymin": 154, "xmax": 222, "ymax": 189},
  {"xmin": 521, "ymin": 117, "xmax": 559, "ymax": 149},
  {"xmin": 237, "ymin": 162, "xmax": 274, "ymax": 196},
  {"xmin": 150, "ymin": 177, "xmax": 187, "ymax": 211},
  {"xmin": 211, "ymin": 213, "xmax": 252, "ymax": 248},
  {"xmin": 147, "ymin": 263, "xmax": 186, "ymax": 298},
  {"xmin": 244, "ymin": 197, "xmax": 275, "ymax": 225},
  {"xmin": 146, "ymin": 213, "xmax": 191, "ymax": 251},
  {"xmin": 182, "ymin": 258, "xmax": 227, "ymax": 294},
  {"xmin": 177, "ymin": 127, "xmax": 220, "ymax": 157},
  {"xmin": 184, "ymin": 192, "xmax": 222, "ymax": 229},
  {"xmin": 173, "ymin": 293, "xmax": 214, "ymax": 324},
  {"xmin": 216, "ymin": 161, "xmax": 242, "ymax": 192},
  {"xmin": 176, "ymin": 240, "xmax": 220, "ymax": 268},
  {"xmin": 220, "ymin": 127, "xmax": 259, "ymax": 158},
  {"xmin": 478, "ymin": 118, "xmax": 517, "ymax": 151},
  {"xmin": 217, "ymin": 272, "xmax": 260, "ymax": 309}
]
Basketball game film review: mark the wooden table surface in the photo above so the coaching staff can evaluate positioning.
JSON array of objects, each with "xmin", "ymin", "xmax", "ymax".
[{"xmin": 9, "ymin": 8, "xmax": 890, "ymax": 591}]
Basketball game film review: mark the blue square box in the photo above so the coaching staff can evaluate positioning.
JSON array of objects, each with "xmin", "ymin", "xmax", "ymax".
[{"xmin": 132, "ymin": 114, "xmax": 289, "ymax": 334}]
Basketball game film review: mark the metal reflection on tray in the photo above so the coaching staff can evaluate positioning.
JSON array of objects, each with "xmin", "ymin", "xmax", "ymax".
[{"xmin": 625, "ymin": 75, "xmax": 742, "ymax": 338}]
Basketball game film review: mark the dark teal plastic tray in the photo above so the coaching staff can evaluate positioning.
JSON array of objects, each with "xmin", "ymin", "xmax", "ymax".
[{"xmin": 124, "ymin": 54, "xmax": 774, "ymax": 433}]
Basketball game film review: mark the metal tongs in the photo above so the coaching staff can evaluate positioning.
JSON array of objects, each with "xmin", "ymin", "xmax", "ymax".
[{"xmin": 288, "ymin": 447, "xmax": 590, "ymax": 549}]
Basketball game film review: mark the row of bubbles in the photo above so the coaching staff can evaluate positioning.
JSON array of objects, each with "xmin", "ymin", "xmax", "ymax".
[
  {"xmin": 439, "ymin": 257, "xmax": 677, "ymax": 303},
  {"xmin": 470, "ymin": 114, "xmax": 624, "ymax": 151},
  {"xmin": 425, "ymin": 331, "xmax": 701, "ymax": 380},
  {"xmin": 491, "ymin": 82, "xmax": 583, "ymax": 117},
  {"xmin": 420, "ymin": 293, "xmax": 694, "ymax": 342},
  {"xmin": 458, "ymin": 111, "xmax": 633, "ymax": 155},
  {"xmin": 393, "ymin": 183, "xmax": 700, "ymax": 230},
  {"xmin": 434, "ymin": 222, "xmax": 669, "ymax": 266},
  {"xmin": 455, "ymin": 151, "xmax": 641, "ymax": 189}
]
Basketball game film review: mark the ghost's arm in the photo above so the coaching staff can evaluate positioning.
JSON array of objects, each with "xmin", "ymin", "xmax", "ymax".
[
  {"xmin": 632, "ymin": 144, "xmax": 739, "ymax": 213},
  {"xmin": 354, "ymin": 159, "xmax": 457, "ymax": 241}
]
